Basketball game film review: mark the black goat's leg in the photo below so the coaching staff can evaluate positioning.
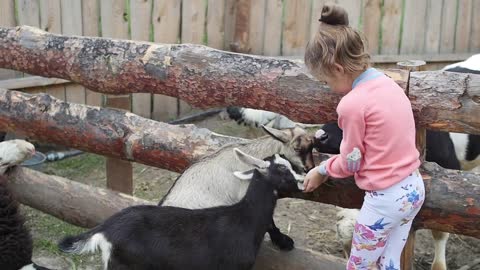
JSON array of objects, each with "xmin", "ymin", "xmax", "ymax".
[{"xmin": 267, "ymin": 217, "xmax": 294, "ymax": 251}]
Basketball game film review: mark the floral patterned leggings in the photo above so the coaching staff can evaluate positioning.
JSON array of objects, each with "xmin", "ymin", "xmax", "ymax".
[{"xmin": 347, "ymin": 170, "xmax": 425, "ymax": 270}]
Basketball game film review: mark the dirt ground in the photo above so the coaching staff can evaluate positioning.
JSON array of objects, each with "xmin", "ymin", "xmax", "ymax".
[{"xmin": 21, "ymin": 113, "xmax": 480, "ymax": 270}]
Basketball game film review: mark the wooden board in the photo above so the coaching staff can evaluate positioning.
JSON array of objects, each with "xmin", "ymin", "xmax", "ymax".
[
  {"xmin": 440, "ymin": 0, "xmax": 458, "ymax": 53},
  {"xmin": 100, "ymin": 0, "xmax": 132, "ymax": 195},
  {"xmin": 282, "ymin": 0, "xmax": 310, "ymax": 56},
  {"xmin": 400, "ymin": 0, "xmax": 428, "ymax": 54},
  {"xmin": 309, "ymin": 0, "xmax": 327, "ymax": 40},
  {"xmin": 62, "ymin": 0, "xmax": 86, "ymax": 104},
  {"xmin": 380, "ymin": 0, "xmax": 402, "ymax": 54},
  {"xmin": 151, "ymin": 0, "xmax": 181, "ymax": 121},
  {"xmin": 181, "ymin": 0, "xmax": 206, "ymax": 44},
  {"xmin": 207, "ymin": 0, "xmax": 225, "ymax": 49},
  {"xmin": 424, "ymin": 0, "xmax": 443, "ymax": 54},
  {"xmin": 82, "ymin": 0, "xmax": 103, "ymax": 107},
  {"xmin": 362, "ymin": 0, "xmax": 382, "ymax": 54},
  {"xmin": 335, "ymin": 0, "xmax": 361, "ymax": 29},
  {"xmin": 39, "ymin": 0, "xmax": 66, "ymax": 101},
  {"xmin": 180, "ymin": 0, "xmax": 206, "ymax": 116},
  {"xmin": 455, "ymin": 0, "xmax": 473, "ymax": 53},
  {"xmin": 0, "ymin": 0, "xmax": 15, "ymax": 27},
  {"xmin": 17, "ymin": 0, "xmax": 42, "ymax": 93},
  {"xmin": 130, "ymin": 0, "xmax": 152, "ymax": 119},
  {"xmin": 249, "ymin": 0, "xmax": 266, "ymax": 54},
  {"xmin": 263, "ymin": 0, "xmax": 283, "ymax": 56},
  {"xmin": 471, "ymin": 0, "xmax": 480, "ymax": 52},
  {"xmin": 224, "ymin": 0, "xmax": 237, "ymax": 50},
  {"xmin": 230, "ymin": 0, "xmax": 251, "ymax": 53},
  {"xmin": 0, "ymin": 0, "xmax": 18, "ymax": 80},
  {"xmin": 17, "ymin": 0, "xmax": 41, "ymax": 27}
]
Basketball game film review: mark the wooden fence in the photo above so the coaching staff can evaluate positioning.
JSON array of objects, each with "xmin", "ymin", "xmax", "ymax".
[
  {"xmin": 0, "ymin": 0, "xmax": 479, "ymax": 121},
  {"xmin": 0, "ymin": 28, "xmax": 480, "ymax": 269}
]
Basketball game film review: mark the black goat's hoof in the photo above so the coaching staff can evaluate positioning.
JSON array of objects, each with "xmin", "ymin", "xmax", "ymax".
[{"xmin": 270, "ymin": 233, "xmax": 294, "ymax": 251}]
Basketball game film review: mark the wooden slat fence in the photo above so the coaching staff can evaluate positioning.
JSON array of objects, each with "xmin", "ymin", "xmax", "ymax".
[{"xmin": 0, "ymin": 0, "xmax": 479, "ymax": 120}]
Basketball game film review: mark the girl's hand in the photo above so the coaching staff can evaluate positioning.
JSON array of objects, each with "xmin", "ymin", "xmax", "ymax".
[{"xmin": 303, "ymin": 167, "xmax": 329, "ymax": 193}]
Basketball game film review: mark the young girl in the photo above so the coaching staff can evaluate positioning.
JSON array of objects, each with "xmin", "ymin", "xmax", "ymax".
[{"xmin": 302, "ymin": 4, "xmax": 425, "ymax": 270}]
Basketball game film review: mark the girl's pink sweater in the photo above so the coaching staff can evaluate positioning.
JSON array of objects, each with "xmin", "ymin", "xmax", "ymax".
[{"xmin": 324, "ymin": 74, "xmax": 421, "ymax": 191}]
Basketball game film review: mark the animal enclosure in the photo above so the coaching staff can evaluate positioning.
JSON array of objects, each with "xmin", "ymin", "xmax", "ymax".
[
  {"xmin": 0, "ymin": 0, "xmax": 479, "ymax": 269},
  {"xmin": 0, "ymin": 22, "xmax": 480, "ymax": 269}
]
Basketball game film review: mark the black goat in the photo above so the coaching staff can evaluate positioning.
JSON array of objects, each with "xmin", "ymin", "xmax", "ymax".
[
  {"xmin": 0, "ymin": 175, "xmax": 50, "ymax": 270},
  {"xmin": 59, "ymin": 149, "xmax": 304, "ymax": 270}
]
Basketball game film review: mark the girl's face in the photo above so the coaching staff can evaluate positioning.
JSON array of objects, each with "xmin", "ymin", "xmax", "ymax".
[{"xmin": 315, "ymin": 64, "xmax": 355, "ymax": 95}]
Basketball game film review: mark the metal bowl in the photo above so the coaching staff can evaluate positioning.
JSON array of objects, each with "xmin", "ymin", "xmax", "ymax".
[{"xmin": 21, "ymin": 151, "xmax": 46, "ymax": 170}]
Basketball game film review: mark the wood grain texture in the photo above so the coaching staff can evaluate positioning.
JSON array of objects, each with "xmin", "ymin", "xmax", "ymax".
[
  {"xmin": 424, "ymin": 0, "xmax": 443, "ymax": 54},
  {"xmin": 82, "ymin": 0, "xmax": 103, "ymax": 107},
  {"xmin": 282, "ymin": 0, "xmax": 310, "ymax": 56},
  {"xmin": 440, "ymin": 0, "xmax": 458, "ymax": 53},
  {"xmin": 380, "ymin": 0, "xmax": 402, "ymax": 54},
  {"xmin": 263, "ymin": 0, "xmax": 283, "ymax": 56},
  {"xmin": 207, "ymin": 0, "xmax": 225, "ymax": 50},
  {"xmin": 455, "ymin": 0, "xmax": 473, "ymax": 52},
  {"xmin": 151, "ymin": 0, "xmax": 181, "ymax": 121},
  {"xmin": 130, "ymin": 0, "xmax": 153, "ymax": 119},
  {"xmin": 99, "ymin": 0, "xmax": 132, "ymax": 194},
  {"xmin": 400, "ymin": 0, "xmax": 428, "ymax": 54},
  {"xmin": 362, "ymin": 0, "xmax": 382, "ymax": 54}
]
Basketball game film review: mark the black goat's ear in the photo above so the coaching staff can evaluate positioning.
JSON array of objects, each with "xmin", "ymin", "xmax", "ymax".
[{"xmin": 233, "ymin": 169, "xmax": 255, "ymax": 180}]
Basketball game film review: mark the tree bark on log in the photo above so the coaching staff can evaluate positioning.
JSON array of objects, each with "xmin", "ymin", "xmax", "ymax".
[
  {"xmin": 6, "ymin": 166, "xmax": 346, "ymax": 270},
  {"xmin": 0, "ymin": 88, "xmax": 246, "ymax": 173},
  {"xmin": 5, "ymin": 26, "xmax": 479, "ymax": 134}
]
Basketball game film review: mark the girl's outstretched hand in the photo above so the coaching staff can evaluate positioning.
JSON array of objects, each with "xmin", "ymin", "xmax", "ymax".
[{"xmin": 303, "ymin": 166, "xmax": 329, "ymax": 193}]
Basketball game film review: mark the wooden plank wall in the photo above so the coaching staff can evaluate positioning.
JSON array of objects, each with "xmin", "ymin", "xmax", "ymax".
[{"xmin": 0, "ymin": 0, "xmax": 479, "ymax": 120}]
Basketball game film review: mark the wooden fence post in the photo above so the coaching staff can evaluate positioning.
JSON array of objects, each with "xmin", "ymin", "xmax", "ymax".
[
  {"xmin": 101, "ymin": 0, "xmax": 133, "ymax": 195},
  {"xmin": 397, "ymin": 60, "xmax": 427, "ymax": 270}
]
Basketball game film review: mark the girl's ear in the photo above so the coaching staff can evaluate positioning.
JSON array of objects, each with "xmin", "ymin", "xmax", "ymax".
[{"xmin": 333, "ymin": 63, "xmax": 344, "ymax": 75}]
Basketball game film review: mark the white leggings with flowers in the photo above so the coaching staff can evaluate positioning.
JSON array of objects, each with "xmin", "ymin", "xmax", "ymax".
[{"xmin": 347, "ymin": 170, "xmax": 425, "ymax": 270}]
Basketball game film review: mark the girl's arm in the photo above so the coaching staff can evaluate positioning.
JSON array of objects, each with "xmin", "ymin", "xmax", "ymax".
[{"xmin": 321, "ymin": 105, "xmax": 366, "ymax": 178}]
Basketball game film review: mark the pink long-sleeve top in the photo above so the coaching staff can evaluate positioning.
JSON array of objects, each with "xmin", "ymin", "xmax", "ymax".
[{"xmin": 321, "ymin": 68, "xmax": 421, "ymax": 191}]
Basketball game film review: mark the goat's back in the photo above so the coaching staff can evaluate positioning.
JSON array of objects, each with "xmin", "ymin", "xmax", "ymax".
[
  {"xmin": 101, "ymin": 205, "xmax": 264, "ymax": 270},
  {"xmin": 160, "ymin": 137, "xmax": 284, "ymax": 209}
]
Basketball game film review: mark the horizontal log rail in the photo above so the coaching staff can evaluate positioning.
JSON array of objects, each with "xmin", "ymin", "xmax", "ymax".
[
  {"xmin": 1, "ymin": 26, "xmax": 479, "ymax": 134},
  {"xmin": 6, "ymin": 162, "xmax": 480, "ymax": 239},
  {"xmin": 0, "ymin": 88, "xmax": 246, "ymax": 173}
]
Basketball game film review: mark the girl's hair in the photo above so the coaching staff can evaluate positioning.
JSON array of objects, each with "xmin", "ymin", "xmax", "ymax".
[{"xmin": 304, "ymin": 3, "xmax": 370, "ymax": 76}]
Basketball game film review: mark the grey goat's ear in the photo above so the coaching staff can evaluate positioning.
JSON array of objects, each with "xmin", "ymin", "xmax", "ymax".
[
  {"xmin": 233, "ymin": 169, "xmax": 255, "ymax": 181},
  {"xmin": 261, "ymin": 125, "xmax": 291, "ymax": 143},
  {"xmin": 233, "ymin": 148, "xmax": 269, "ymax": 169}
]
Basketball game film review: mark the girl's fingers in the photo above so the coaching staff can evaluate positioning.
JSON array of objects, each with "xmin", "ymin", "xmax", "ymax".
[{"xmin": 303, "ymin": 177, "xmax": 311, "ymax": 193}]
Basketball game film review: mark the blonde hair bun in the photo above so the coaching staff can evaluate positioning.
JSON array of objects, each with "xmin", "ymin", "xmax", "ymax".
[{"xmin": 319, "ymin": 3, "xmax": 349, "ymax": 26}]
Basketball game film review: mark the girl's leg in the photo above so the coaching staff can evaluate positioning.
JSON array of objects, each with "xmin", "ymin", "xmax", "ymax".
[
  {"xmin": 347, "ymin": 171, "xmax": 425, "ymax": 270},
  {"xmin": 347, "ymin": 203, "xmax": 396, "ymax": 269},
  {"xmin": 377, "ymin": 219, "xmax": 413, "ymax": 270},
  {"xmin": 378, "ymin": 172, "xmax": 425, "ymax": 270}
]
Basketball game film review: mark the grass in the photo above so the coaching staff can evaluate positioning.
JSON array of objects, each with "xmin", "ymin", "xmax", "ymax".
[{"xmin": 23, "ymin": 153, "xmax": 108, "ymax": 269}]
